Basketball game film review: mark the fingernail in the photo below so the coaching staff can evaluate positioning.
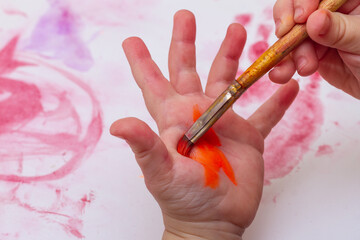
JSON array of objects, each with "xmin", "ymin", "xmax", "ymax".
[
  {"xmin": 297, "ymin": 57, "xmax": 307, "ymax": 72},
  {"xmin": 294, "ymin": 7, "xmax": 304, "ymax": 21},
  {"xmin": 318, "ymin": 10, "xmax": 331, "ymax": 36}
]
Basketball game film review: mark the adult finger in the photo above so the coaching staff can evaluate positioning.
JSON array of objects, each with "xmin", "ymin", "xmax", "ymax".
[
  {"xmin": 110, "ymin": 117, "xmax": 173, "ymax": 185},
  {"xmin": 273, "ymin": 0, "xmax": 296, "ymax": 37},
  {"xmin": 269, "ymin": 55, "xmax": 296, "ymax": 84},
  {"xmin": 247, "ymin": 79, "xmax": 299, "ymax": 138},
  {"xmin": 307, "ymin": 10, "xmax": 360, "ymax": 54},
  {"xmin": 291, "ymin": 39, "xmax": 319, "ymax": 76},
  {"xmin": 123, "ymin": 37, "xmax": 175, "ymax": 119},
  {"xmin": 205, "ymin": 23, "xmax": 247, "ymax": 98},
  {"xmin": 169, "ymin": 10, "xmax": 202, "ymax": 95},
  {"xmin": 293, "ymin": 0, "xmax": 319, "ymax": 22},
  {"xmin": 338, "ymin": 0, "xmax": 360, "ymax": 14},
  {"xmin": 318, "ymin": 48, "xmax": 360, "ymax": 98}
]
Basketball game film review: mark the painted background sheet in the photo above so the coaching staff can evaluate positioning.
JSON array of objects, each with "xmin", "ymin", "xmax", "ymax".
[{"xmin": 0, "ymin": 0, "xmax": 359, "ymax": 239}]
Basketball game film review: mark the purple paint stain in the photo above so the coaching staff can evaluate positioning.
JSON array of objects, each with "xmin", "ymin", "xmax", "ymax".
[{"xmin": 26, "ymin": 1, "xmax": 93, "ymax": 71}]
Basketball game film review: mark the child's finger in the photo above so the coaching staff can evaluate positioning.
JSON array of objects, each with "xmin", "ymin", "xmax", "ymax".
[
  {"xmin": 168, "ymin": 10, "xmax": 203, "ymax": 95},
  {"xmin": 247, "ymin": 79, "xmax": 299, "ymax": 138},
  {"xmin": 122, "ymin": 37, "xmax": 176, "ymax": 120},
  {"xmin": 110, "ymin": 117, "xmax": 174, "ymax": 185},
  {"xmin": 205, "ymin": 23, "xmax": 246, "ymax": 98}
]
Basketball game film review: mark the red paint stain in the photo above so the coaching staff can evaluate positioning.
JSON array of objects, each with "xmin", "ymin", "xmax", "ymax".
[
  {"xmin": 6, "ymin": 185, "xmax": 93, "ymax": 239},
  {"xmin": 257, "ymin": 24, "xmax": 272, "ymax": 41},
  {"xmin": 263, "ymin": 74, "xmax": 323, "ymax": 184},
  {"xmin": 233, "ymin": 10, "xmax": 325, "ymax": 184},
  {"xmin": 316, "ymin": 145, "xmax": 334, "ymax": 157},
  {"xmin": 0, "ymin": 78, "xmax": 42, "ymax": 133},
  {"xmin": 248, "ymin": 41, "xmax": 269, "ymax": 62},
  {"xmin": 188, "ymin": 105, "xmax": 237, "ymax": 188},
  {"xmin": 0, "ymin": 36, "xmax": 102, "ymax": 182},
  {"xmin": 0, "ymin": 36, "xmax": 102, "ymax": 238},
  {"xmin": 238, "ymin": 75, "xmax": 276, "ymax": 105},
  {"xmin": 0, "ymin": 37, "xmax": 29, "ymax": 73},
  {"xmin": 234, "ymin": 13, "xmax": 252, "ymax": 27},
  {"xmin": 236, "ymin": 74, "xmax": 323, "ymax": 184}
]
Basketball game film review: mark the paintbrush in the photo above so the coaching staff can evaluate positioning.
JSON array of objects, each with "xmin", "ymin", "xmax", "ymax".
[{"xmin": 177, "ymin": 0, "xmax": 348, "ymax": 156}]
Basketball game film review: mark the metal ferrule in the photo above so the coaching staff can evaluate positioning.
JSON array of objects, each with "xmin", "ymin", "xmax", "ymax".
[{"xmin": 184, "ymin": 80, "xmax": 247, "ymax": 143}]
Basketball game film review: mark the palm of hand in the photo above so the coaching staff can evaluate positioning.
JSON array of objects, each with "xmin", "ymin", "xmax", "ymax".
[
  {"xmin": 111, "ymin": 10, "xmax": 299, "ymax": 233},
  {"xmin": 156, "ymin": 95, "xmax": 264, "ymax": 228}
]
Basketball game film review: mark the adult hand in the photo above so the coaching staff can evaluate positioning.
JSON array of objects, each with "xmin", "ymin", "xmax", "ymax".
[
  {"xmin": 111, "ymin": 10, "xmax": 299, "ymax": 239},
  {"xmin": 270, "ymin": 0, "xmax": 360, "ymax": 99}
]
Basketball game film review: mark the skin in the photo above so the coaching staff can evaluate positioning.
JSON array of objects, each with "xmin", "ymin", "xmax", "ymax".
[
  {"xmin": 270, "ymin": 0, "xmax": 360, "ymax": 99},
  {"xmin": 110, "ymin": 10, "xmax": 299, "ymax": 239}
]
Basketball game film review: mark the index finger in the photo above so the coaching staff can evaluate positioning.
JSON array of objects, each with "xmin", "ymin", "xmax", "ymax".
[
  {"xmin": 123, "ymin": 37, "xmax": 176, "ymax": 120},
  {"xmin": 273, "ymin": 0, "xmax": 320, "ymax": 37}
]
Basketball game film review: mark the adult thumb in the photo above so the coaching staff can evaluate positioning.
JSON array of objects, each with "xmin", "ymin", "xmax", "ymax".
[{"xmin": 307, "ymin": 9, "xmax": 360, "ymax": 54}]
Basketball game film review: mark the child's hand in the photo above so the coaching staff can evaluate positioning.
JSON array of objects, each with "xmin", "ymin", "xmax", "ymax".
[{"xmin": 111, "ymin": 10, "xmax": 299, "ymax": 239}]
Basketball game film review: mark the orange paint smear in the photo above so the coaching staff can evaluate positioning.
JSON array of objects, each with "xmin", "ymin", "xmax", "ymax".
[{"xmin": 189, "ymin": 105, "xmax": 237, "ymax": 188}]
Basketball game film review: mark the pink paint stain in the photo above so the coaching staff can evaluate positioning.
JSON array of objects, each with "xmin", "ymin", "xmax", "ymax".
[
  {"xmin": 3, "ymin": 184, "xmax": 93, "ymax": 239},
  {"xmin": 234, "ymin": 16, "xmax": 324, "ymax": 184},
  {"xmin": 238, "ymin": 75, "xmax": 276, "ymax": 105},
  {"xmin": 262, "ymin": 6, "xmax": 274, "ymax": 20},
  {"xmin": 248, "ymin": 41, "xmax": 269, "ymax": 62},
  {"xmin": 257, "ymin": 24, "xmax": 272, "ymax": 41},
  {"xmin": 26, "ymin": 1, "xmax": 93, "ymax": 71},
  {"xmin": 0, "ymin": 36, "xmax": 102, "ymax": 237},
  {"xmin": 316, "ymin": 145, "xmax": 334, "ymax": 157},
  {"xmin": 3, "ymin": 9, "xmax": 28, "ymax": 18},
  {"xmin": 234, "ymin": 13, "xmax": 252, "ymax": 27},
  {"xmin": 263, "ymin": 74, "xmax": 323, "ymax": 184}
]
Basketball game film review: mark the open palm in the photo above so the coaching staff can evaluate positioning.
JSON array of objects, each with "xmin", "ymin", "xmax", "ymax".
[{"xmin": 111, "ymin": 10, "xmax": 299, "ymax": 238}]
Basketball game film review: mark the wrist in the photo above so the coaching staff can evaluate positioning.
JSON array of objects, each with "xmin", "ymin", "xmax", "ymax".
[{"xmin": 162, "ymin": 214, "xmax": 244, "ymax": 240}]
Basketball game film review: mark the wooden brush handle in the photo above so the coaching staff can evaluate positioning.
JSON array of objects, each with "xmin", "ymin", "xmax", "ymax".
[{"xmin": 236, "ymin": 0, "xmax": 348, "ymax": 88}]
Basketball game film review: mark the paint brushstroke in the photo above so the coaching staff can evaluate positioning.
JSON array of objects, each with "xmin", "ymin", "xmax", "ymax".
[
  {"xmin": 263, "ymin": 74, "xmax": 323, "ymax": 183},
  {"xmin": 26, "ymin": 1, "xmax": 93, "ymax": 71},
  {"xmin": 0, "ymin": 36, "xmax": 102, "ymax": 238},
  {"xmin": 189, "ymin": 105, "xmax": 237, "ymax": 188},
  {"xmin": 0, "ymin": 36, "xmax": 102, "ymax": 182}
]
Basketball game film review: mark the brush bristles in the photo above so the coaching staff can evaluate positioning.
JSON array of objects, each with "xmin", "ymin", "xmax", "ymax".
[{"xmin": 177, "ymin": 135, "xmax": 193, "ymax": 157}]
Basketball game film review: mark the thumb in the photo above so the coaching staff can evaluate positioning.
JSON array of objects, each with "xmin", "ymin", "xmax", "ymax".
[
  {"xmin": 110, "ymin": 117, "xmax": 173, "ymax": 182},
  {"xmin": 307, "ymin": 9, "xmax": 360, "ymax": 54}
]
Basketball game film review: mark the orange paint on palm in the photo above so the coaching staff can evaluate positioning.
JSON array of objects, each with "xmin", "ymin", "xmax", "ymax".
[{"xmin": 189, "ymin": 105, "xmax": 237, "ymax": 188}]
